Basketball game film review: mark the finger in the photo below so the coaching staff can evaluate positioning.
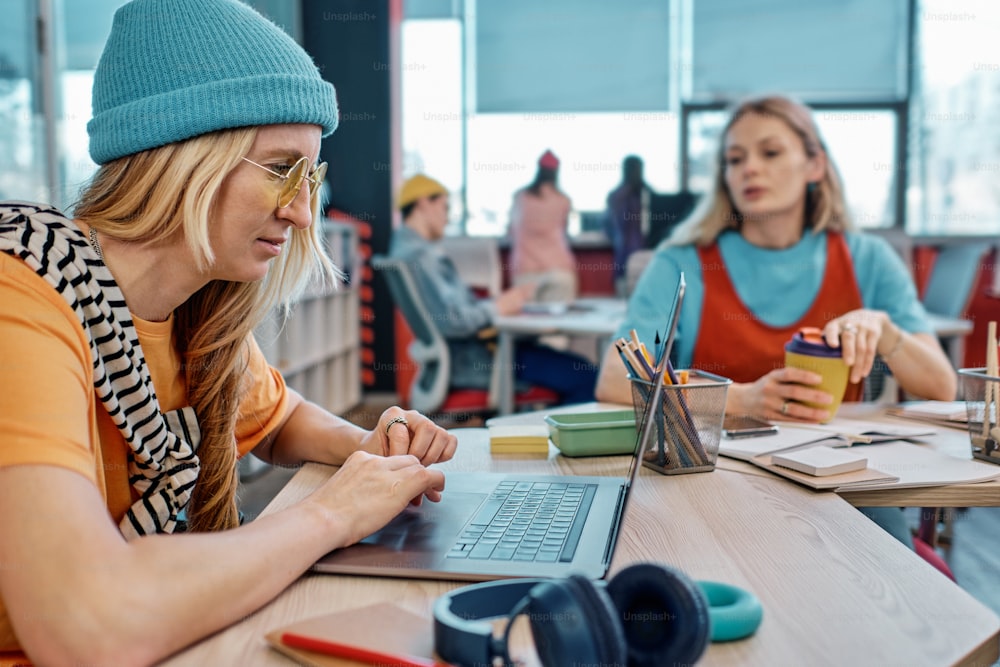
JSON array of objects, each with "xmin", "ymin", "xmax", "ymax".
[
  {"xmin": 780, "ymin": 366, "xmax": 824, "ymax": 386},
  {"xmin": 402, "ymin": 421, "xmax": 433, "ymax": 461},
  {"xmin": 857, "ymin": 329, "xmax": 880, "ymax": 383},
  {"xmin": 787, "ymin": 385, "xmax": 834, "ymax": 406},
  {"xmin": 421, "ymin": 486, "xmax": 444, "ymax": 503},
  {"xmin": 396, "ymin": 468, "xmax": 446, "ymax": 505},
  {"xmin": 384, "ymin": 416, "xmax": 412, "ymax": 457},
  {"xmin": 777, "ymin": 397, "xmax": 831, "ymax": 422},
  {"xmin": 415, "ymin": 428, "xmax": 459, "ymax": 466},
  {"xmin": 381, "ymin": 453, "xmax": 422, "ymax": 470},
  {"xmin": 437, "ymin": 431, "xmax": 458, "ymax": 463},
  {"xmin": 408, "ymin": 412, "xmax": 450, "ymax": 462},
  {"xmin": 838, "ymin": 325, "xmax": 859, "ymax": 366},
  {"xmin": 822, "ymin": 324, "xmax": 842, "ymax": 349},
  {"xmin": 850, "ymin": 346, "xmax": 871, "ymax": 384}
]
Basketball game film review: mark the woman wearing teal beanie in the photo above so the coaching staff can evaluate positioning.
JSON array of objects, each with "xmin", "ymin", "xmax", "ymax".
[{"xmin": 0, "ymin": 0, "xmax": 455, "ymax": 663}]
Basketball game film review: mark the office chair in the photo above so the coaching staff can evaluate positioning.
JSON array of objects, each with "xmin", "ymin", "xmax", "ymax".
[
  {"xmin": 370, "ymin": 255, "xmax": 557, "ymax": 418},
  {"xmin": 437, "ymin": 236, "xmax": 503, "ymax": 299},
  {"xmin": 921, "ymin": 242, "xmax": 990, "ymax": 321}
]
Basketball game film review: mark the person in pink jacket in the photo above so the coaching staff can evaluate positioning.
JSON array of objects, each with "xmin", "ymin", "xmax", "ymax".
[{"xmin": 508, "ymin": 150, "xmax": 578, "ymax": 302}]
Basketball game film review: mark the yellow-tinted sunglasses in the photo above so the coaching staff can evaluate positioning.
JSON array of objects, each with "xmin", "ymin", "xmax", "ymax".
[{"xmin": 242, "ymin": 156, "xmax": 327, "ymax": 208}]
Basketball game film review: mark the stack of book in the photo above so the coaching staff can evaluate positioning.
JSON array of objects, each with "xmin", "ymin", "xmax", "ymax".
[
  {"xmin": 717, "ymin": 417, "xmax": 1000, "ymax": 491},
  {"xmin": 886, "ymin": 401, "xmax": 970, "ymax": 430}
]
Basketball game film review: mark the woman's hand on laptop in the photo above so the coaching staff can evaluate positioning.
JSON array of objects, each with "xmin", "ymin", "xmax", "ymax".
[
  {"xmin": 310, "ymin": 451, "xmax": 446, "ymax": 546},
  {"xmin": 363, "ymin": 408, "xmax": 458, "ymax": 465}
]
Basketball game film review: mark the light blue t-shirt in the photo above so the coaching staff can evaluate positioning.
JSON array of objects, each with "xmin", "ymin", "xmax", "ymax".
[{"xmin": 617, "ymin": 230, "xmax": 932, "ymax": 369}]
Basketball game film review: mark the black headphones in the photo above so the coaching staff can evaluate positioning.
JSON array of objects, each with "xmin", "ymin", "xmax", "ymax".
[{"xmin": 433, "ymin": 562, "xmax": 762, "ymax": 667}]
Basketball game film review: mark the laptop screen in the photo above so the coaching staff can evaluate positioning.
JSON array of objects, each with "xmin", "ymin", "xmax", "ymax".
[{"xmin": 619, "ymin": 272, "xmax": 686, "ymax": 511}]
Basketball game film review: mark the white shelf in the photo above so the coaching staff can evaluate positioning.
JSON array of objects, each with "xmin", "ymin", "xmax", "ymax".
[{"xmin": 254, "ymin": 221, "xmax": 361, "ymax": 416}]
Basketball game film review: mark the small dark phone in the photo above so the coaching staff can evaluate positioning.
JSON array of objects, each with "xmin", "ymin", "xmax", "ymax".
[{"xmin": 722, "ymin": 415, "xmax": 779, "ymax": 439}]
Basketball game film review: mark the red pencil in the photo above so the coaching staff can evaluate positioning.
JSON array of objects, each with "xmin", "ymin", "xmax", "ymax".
[{"xmin": 281, "ymin": 631, "xmax": 454, "ymax": 667}]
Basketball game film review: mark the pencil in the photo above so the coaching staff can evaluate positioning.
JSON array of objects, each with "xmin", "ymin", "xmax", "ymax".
[
  {"xmin": 618, "ymin": 339, "xmax": 651, "ymax": 381},
  {"xmin": 639, "ymin": 342, "xmax": 653, "ymax": 366},
  {"xmin": 615, "ymin": 339, "xmax": 640, "ymax": 378},
  {"xmin": 984, "ymin": 321, "xmax": 998, "ymax": 439},
  {"xmin": 629, "ymin": 328, "xmax": 642, "ymax": 350},
  {"xmin": 626, "ymin": 340, "xmax": 656, "ymax": 380}
]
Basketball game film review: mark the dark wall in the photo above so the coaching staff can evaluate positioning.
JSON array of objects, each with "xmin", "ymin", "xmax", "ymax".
[{"xmin": 302, "ymin": 0, "xmax": 400, "ymax": 393}]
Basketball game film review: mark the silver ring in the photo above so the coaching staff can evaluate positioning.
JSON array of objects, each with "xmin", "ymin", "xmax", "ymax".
[
  {"xmin": 841, "ymin": 323, "xmax": 858, "ymax": 334},
  {"xmin": 384, "ymin": 416, "xmax": 409, "ymax": 435},
  {"xmin": 780, "ymin": 401, "xmax": 790, "ymax": 416}
]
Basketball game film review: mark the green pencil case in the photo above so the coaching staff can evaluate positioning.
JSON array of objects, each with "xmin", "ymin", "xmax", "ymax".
[{"xmin": 544, "ymin": 410, "xmax": 637, "ymax": 457}]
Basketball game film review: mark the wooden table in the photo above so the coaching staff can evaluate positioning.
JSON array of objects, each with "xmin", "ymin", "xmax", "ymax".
[
  {"xmin": 492, "ymin": 297, "xmax": 626, "ymax": 415},
  {"xmin": 164, "ymin": 421, "xmax": 999, "ymax": 666},
  {"xmin": 726, "ymin": 402, "xmax": 1000, "ymax": 508},
  {"xmin": 492, "ymin": 401, "xmax": 1000, "ymax": 508}
]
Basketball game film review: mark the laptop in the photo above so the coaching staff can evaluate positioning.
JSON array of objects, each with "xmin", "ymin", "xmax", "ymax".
[{"xmin": 311, "ymin": 277, "xmax": 685, "ymax": 582}]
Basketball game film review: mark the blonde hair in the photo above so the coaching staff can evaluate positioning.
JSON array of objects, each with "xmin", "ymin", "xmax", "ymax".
[
  {"xmin": 75, "ymin": 127, "xmax": 338, "ymax": 532},
  {"xmin": 670, "ymin": 95, "xmax": 853, "ymax": 247}
]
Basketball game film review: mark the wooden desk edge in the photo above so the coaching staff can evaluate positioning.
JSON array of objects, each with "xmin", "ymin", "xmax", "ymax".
[
  {"xmin": 837, "ymin": 481, "xmax": 1000, "ymax": 507},
  {"xmin": 246, "ymin": 462, "xmax": 1000, "ymax": 667}
]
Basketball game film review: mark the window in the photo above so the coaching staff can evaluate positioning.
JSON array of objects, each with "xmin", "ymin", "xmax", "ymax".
[
  {"xmin": 57, "ymin": 1, "xmax": 128, "ymax": 206},
  {"xmin": 0, "ymin": 0, "xmax": 299, "ymax": 211},
  {"xmin": 400, "ymin": 19, "xmax": 465, "ymax": 232},
  {"xmin": 910, "ymin": 0, "xmax": 1000, "ymax": 235},
  {"xmin": 465, "ymin": 112, "xmax": 679, "ymax": 236},
  {"xmin": 0, "ymin": 0, "xmax": 47, "ymax": 203},
  {"xmin": 402, "ymin": 0, "xmax": 680, "ymax": 237}
]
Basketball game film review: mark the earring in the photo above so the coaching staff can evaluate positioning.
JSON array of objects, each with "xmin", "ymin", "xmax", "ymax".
[{"xmin": 806, "ymin": 181, "xmax": 818, "ymax": 195}]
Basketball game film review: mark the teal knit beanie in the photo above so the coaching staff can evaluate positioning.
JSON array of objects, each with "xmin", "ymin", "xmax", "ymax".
[{"xmin": 87, "ymin": 0, "xmax": 338, "ymax": 165}]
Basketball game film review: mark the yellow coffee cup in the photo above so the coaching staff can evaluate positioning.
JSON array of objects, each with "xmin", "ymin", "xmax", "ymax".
[{"xmin": 784, "ymin": 327, "xmax": 850, "ymax": 422}]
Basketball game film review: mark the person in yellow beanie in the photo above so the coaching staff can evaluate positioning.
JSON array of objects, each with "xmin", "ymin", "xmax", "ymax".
[
  {"xmin": 397, "ymin": 173, "xmax": 449, "ymax": 210},
  {"xmin": 0, "ymin": 1, "xmax": 453, "ymax": 663},
  {"xmin": 390, "ymin": 175, "xmax": 597, "ymax": 403}
]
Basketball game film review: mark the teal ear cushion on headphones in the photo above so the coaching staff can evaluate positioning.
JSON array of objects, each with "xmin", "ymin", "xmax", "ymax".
[{"xmin": 697, "ymin": 580, "xmax": 764, "ymax": 642}]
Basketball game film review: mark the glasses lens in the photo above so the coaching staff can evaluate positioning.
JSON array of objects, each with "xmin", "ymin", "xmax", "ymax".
[
  {"xmin": 278, "ymin": 158, "xmax": 310, "ymax": 208},
  {"xmin": 309, "ymin": 162, "xmax": 328, "ymax": 203}
]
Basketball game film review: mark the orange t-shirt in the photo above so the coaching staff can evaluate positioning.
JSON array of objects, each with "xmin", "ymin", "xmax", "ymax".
[{"xmin": 0, "ymin": 252, "xmax": 289, "ymax": 655}]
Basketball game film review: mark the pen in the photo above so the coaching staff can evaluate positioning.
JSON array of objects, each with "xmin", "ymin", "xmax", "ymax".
[
  {"xmin": 615, "ymin": 339, "xmax": 641, "ymax": 378},
  {"xmin": 281, "ymin": 631, "xmax": 455, "ymax": 667}
]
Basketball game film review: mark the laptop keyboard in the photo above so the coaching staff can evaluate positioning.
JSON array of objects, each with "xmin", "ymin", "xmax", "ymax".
[{"xmin": 447, "ymin": 481, "xmax": 597, "ymax": 563}]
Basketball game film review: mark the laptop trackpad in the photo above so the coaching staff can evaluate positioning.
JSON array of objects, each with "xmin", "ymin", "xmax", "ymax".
[
  {"xmin": 359, "ymin": 491, "xmax": 484, "ymax": 550},
  {"xmin": 313, "ymin": 491, "xmax": 486, "ymax": 572}
]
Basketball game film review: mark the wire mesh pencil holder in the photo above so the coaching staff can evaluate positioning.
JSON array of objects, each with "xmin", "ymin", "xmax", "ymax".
[
  {"xmin": 629, "ymin": 370, "xmax": 732, "ymax": 475},
  {"xmin": 958, "ymin": 368, "xmax": 1000, "ymax": 465}
]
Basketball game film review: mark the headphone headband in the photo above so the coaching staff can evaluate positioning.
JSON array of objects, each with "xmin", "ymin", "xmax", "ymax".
[{"xmin": 433, "ymin": 579, "xmax": 548, "ymax": 665}]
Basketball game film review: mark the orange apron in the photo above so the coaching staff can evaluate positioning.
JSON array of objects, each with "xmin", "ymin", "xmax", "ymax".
[{"xmin": 692, "ymin": 232, "xmax": 864, "ymax": 401}]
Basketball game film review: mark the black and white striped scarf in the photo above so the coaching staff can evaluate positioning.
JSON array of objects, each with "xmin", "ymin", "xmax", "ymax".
[{"xmin": 0, "ymin": 202, "xmax": 201, "ymax": 538}]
